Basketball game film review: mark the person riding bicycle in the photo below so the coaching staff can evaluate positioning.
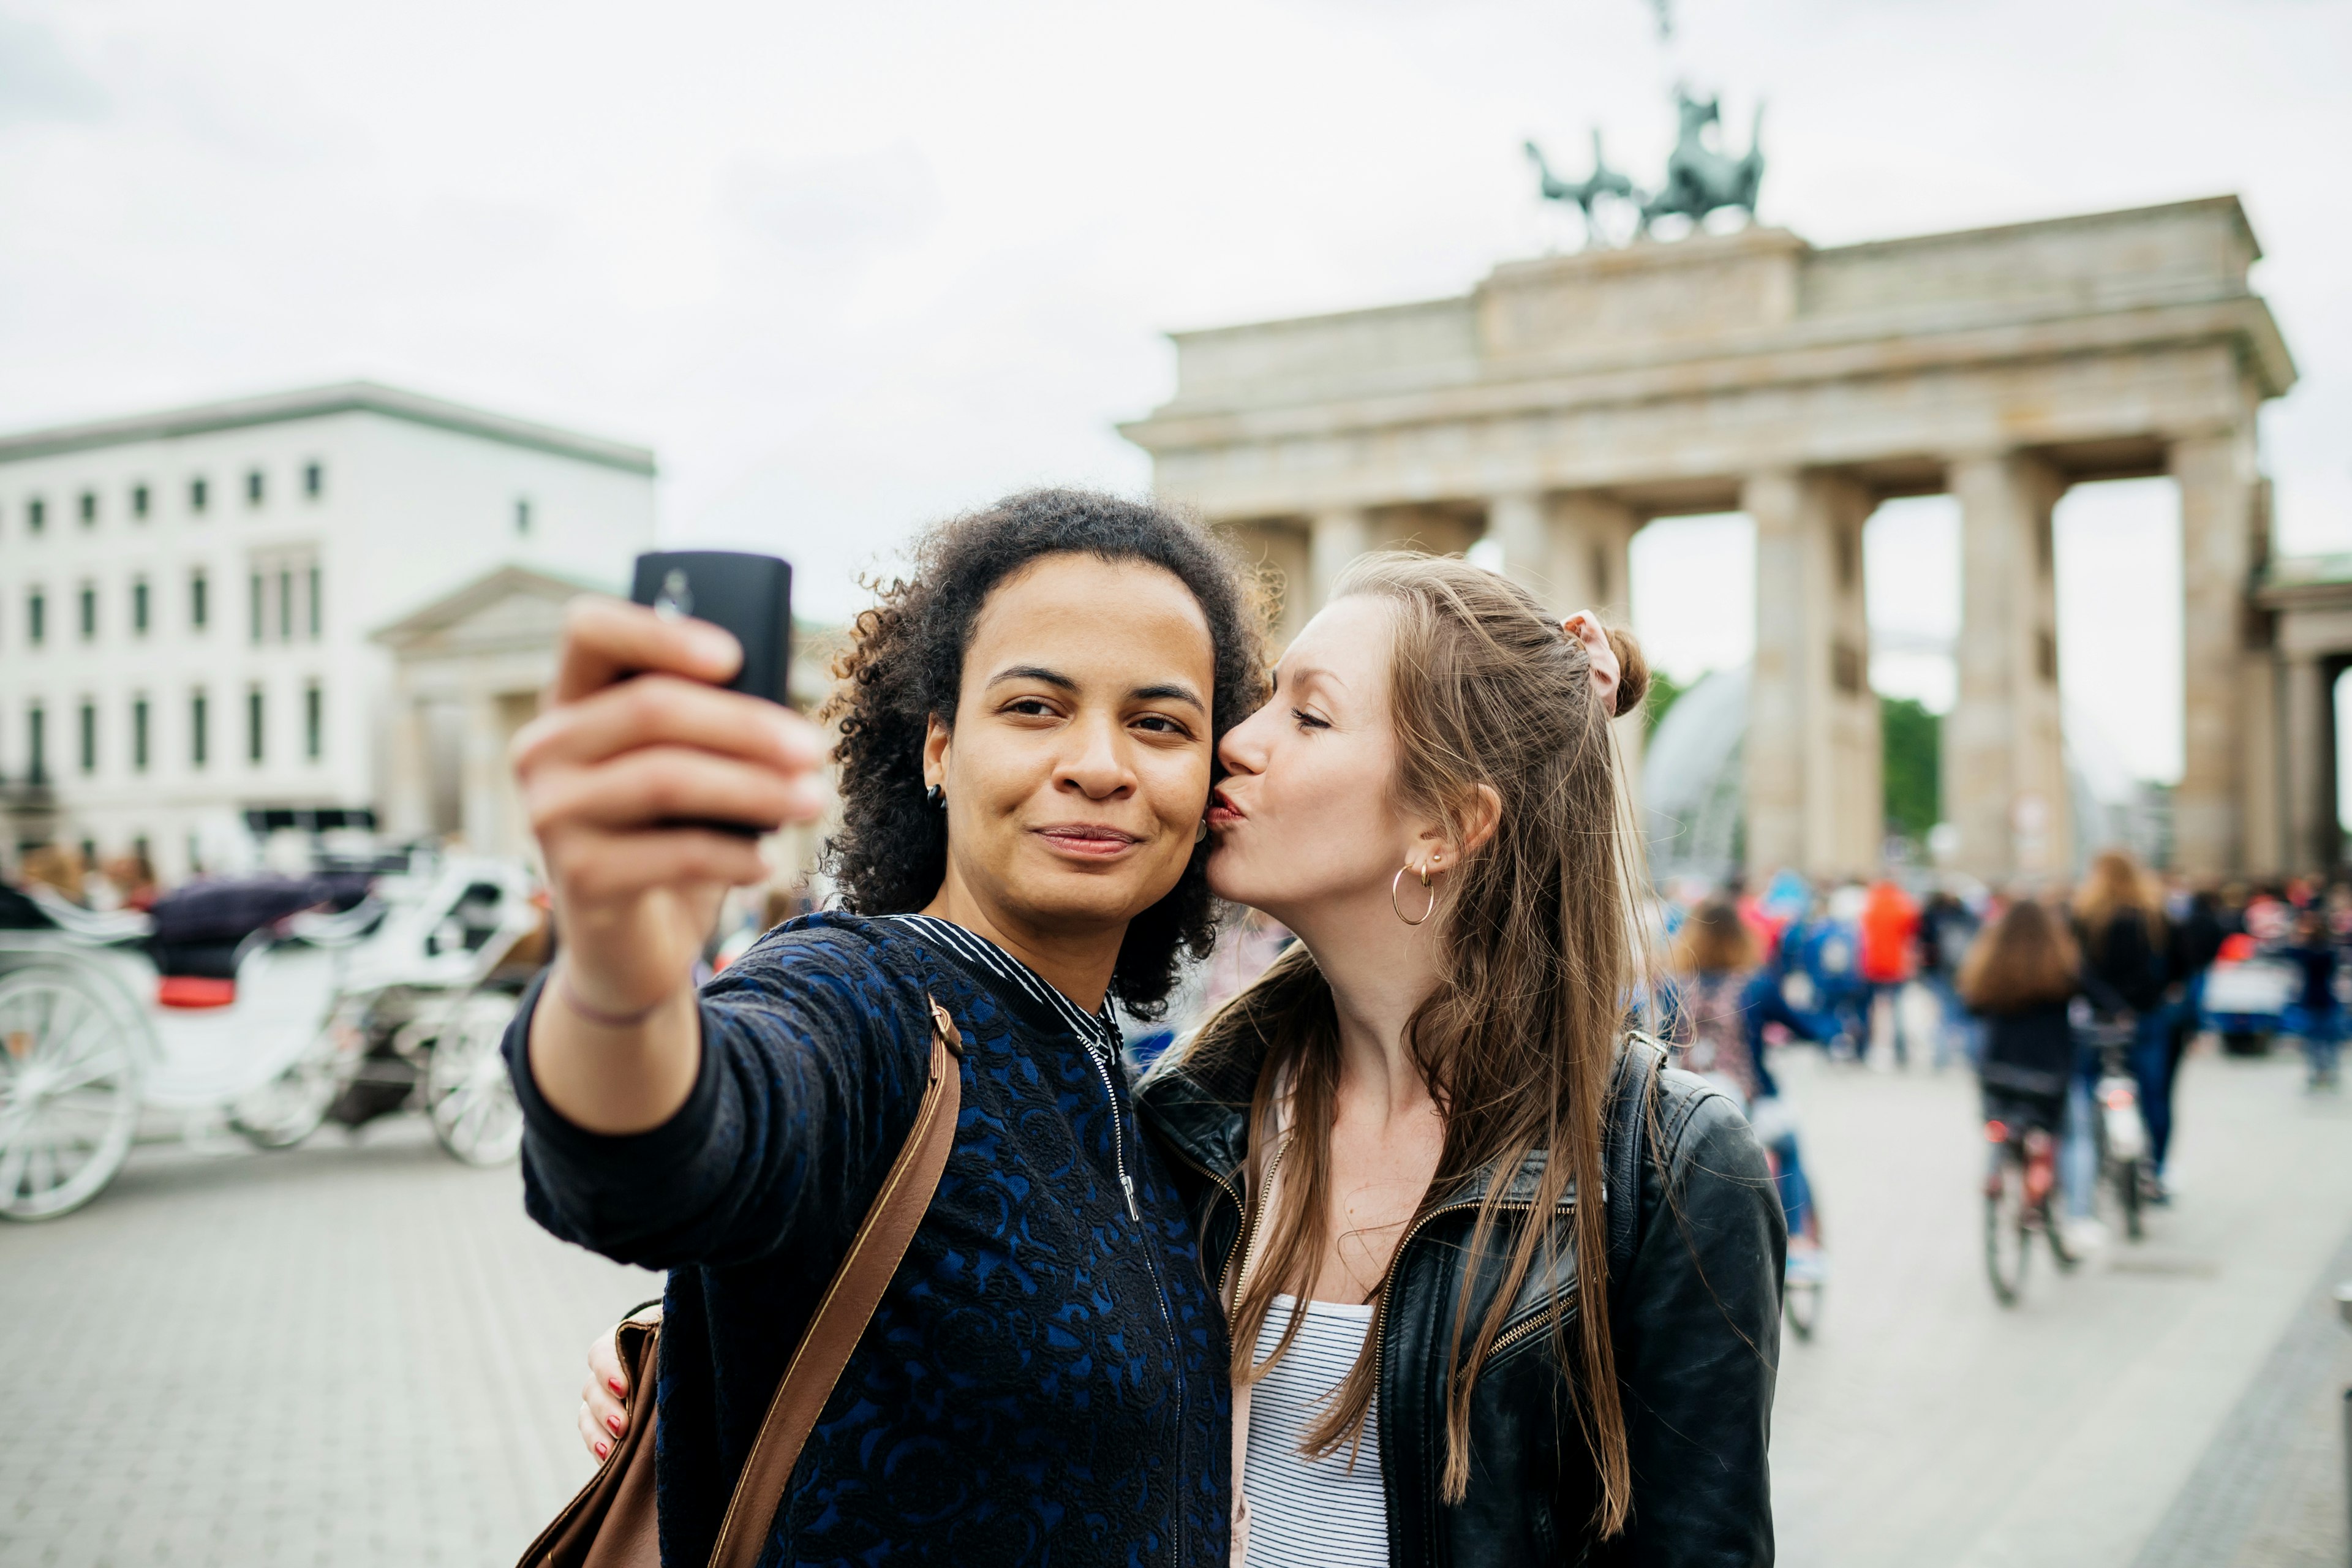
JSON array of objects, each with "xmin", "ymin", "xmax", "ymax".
[
  {"xmin": 1665, "ymin": 897, "xmax": 1840, "ymax": 1280},
  {"xmin": 1959, "ymin": 899, "xmax": 2084, "ymax": 1220}
]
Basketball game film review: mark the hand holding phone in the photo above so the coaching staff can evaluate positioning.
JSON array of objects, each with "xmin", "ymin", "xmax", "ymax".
[{"xmin": 509, "ymin": 555, "xmax": 826, "ymax": 1133}]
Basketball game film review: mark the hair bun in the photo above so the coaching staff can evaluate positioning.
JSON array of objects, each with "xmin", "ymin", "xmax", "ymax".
[{"xmin": 1605, "ymin": 627, "xmax": 1649, "ymax": 719}]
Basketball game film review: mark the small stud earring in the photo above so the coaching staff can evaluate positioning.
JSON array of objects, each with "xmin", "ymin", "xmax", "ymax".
[{"xmin": 925, "ymin": 785, "xmax": 945, "ymax": 810}]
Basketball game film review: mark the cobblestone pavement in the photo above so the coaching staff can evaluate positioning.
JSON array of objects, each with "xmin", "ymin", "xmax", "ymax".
[
  {"xmin": 0, "ymin": 1117, "xmax": 655, "ymax": 1567},
  {"xmin": 1, "ymin": 1038, "xmax": 2346, "ymax": 1567},
  {"xmin": 1770, "ymin": 1038, "xmax": 2352, "ymax": 1568}
]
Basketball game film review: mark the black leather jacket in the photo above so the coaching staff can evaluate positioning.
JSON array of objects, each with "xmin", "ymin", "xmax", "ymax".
[{"xmin": 1135, "ymin": 1042, "xmax": 1783, "ymax": 1567}]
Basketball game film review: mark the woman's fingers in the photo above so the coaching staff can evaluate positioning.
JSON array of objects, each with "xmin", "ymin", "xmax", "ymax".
[
  {"xmin": 529, "ymin": 745, "xmax": 822, "ymax": 837},
  {"xmin": 554, "ymin": 597, "xmax": 742, "ymax": 703},
  {"xmin": 541, "ymin": 826, "xmax": 771, "ymax": 902},
  {"xmin": 518, "ymin": 674, "xmax": 826, "ymax": 778},
  {"xmin": 580, "ymin": 1327, "xmax": 633, "ymax": 1459}
]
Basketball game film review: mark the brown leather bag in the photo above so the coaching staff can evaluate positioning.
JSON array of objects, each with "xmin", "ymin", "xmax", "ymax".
[{"xmin": 518, "ymin": 998, "xmax": 966, "ymax": 1568}]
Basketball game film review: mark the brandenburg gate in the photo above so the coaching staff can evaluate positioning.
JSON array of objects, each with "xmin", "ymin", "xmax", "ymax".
[{"xmin": 1119, "ymin": 197, "xmax": 2297, "ymax": 884}]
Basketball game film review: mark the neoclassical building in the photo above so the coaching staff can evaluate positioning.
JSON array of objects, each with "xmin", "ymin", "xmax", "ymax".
[{"xmin": 1120, "ymin": 197, "xmax": 2298, "ymax": 883}]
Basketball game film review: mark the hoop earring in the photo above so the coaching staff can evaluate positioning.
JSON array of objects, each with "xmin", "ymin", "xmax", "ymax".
[
  {"xmin": 925, "ymin": 785, "xmax": 945, "ymax": 810},
  {"xmin": 1195, "ymin": 818, "xmax": 1209, "ymax": 845},
  {"xmin": 1390, "ymin": 863, "xmax": 1435, "ymax": 927}
]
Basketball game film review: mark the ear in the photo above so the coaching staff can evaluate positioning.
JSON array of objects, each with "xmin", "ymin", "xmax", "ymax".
[
  {"xmin": 922, "ymin": 715, "xmax": 951, "ymax": 791},
  {"xmin": 1412, "ymin": 783, "xmax": 1502, "ymax": 873}
]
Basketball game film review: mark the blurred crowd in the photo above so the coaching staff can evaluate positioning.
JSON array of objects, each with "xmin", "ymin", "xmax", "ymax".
[{"xmin": 1651, "ymin": 850, "xmax": 2347, "ymax": 1262}]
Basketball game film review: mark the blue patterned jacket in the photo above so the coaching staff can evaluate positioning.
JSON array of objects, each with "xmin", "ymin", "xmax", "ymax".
[{"xmin": 507, "ymin": 913, "xmax": 1231, "ymax": 1567}]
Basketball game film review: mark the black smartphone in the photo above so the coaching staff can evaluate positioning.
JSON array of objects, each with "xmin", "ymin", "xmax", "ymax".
[
  {"xmin": 628, "ymin": 549, "xmax": 794, "ymax": 836},
  {"xmin": 630, "ymin": 550, "xmax": 793, "ymax": 706}
]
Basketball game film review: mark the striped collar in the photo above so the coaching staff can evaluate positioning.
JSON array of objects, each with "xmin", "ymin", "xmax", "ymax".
[{"xmin": 884, "ymin": 914, "xmax": 1122, "ymax": 1061}]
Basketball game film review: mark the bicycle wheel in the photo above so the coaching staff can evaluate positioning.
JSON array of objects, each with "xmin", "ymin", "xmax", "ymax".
[
  {"xmin": 1984, "ymin": 1155, "xmax": 2030, "ymax": 1306},
  {"xmin": 2113, "ymin": 1156, "xmax": 2143, "ymax": 1242},
  {"xmin": 2046, "ymin": 1199, "xmax": 2081, "ymax": 1271}
]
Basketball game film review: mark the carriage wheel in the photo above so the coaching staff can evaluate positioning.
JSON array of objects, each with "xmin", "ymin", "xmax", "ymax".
[
  {"xmin": 0, "ymin": 965, "xmax": 143, "ymax": 1220},
  {"xmin": 230, "ymin": 1026, "xmax": 347, "ymax": 1151},
  {"xmin": 426, "ymin": 990, "xmax": 524, "ymax": 1167}
]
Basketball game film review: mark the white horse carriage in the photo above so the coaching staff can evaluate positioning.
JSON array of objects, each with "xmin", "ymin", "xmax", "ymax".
[{"xmin": 0, "ymin": 853, "xmax": 544, "ymax": 1220}]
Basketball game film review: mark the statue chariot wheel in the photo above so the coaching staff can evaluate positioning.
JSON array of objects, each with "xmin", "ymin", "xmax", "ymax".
[{"xmin": 0, "ymin": 964, "xmax": 145, "ymax": 1221}]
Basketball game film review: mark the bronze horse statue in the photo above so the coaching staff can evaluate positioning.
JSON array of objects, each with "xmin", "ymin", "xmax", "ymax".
[
  {"xmin": 1638, "ymin": 87, "xmax": 1764, "ymax": 235},
  {"xmin": 1525, "ymin": 129, "xmax": 1637, "ymax": 247}
]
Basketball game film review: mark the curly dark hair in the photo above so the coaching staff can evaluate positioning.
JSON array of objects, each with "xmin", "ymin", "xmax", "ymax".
[{"xmin": 820, "ymin": 489, "xmax": 1268, "ymax": 1015}]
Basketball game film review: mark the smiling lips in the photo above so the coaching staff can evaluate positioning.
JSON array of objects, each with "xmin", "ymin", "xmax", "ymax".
[{"xmin": 1035, "ymin": 823, "xmax": 1147, "ymax": 859}]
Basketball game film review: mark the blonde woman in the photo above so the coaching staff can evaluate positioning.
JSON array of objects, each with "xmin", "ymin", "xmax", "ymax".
[{"xmin": 2071, "ymin": 850, "xmax": 2185, "ymax": 1200}]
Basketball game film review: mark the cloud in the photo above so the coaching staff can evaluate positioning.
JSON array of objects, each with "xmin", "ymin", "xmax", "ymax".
[
  {"xmin": 721, "ymin": 144, "xmax": 940, "ymax": 265},
  {"xmin": 0, "ymin": 11, "xmax": 104, "ymax": 127}
]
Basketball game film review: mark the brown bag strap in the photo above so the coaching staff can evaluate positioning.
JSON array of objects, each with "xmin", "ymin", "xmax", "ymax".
[{"xmin": 704, "ymin": 995, "xmax": 964, "ymax": 1568}]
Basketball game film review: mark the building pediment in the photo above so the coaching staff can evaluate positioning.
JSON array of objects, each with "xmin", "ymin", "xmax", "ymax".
[{"xmin": 371, "ymin": 564, "xmax": 608, "ymax": 658}]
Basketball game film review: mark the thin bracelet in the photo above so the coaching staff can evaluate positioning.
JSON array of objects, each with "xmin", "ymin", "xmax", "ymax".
[{"xmin": 554, "ymin": 964, "xmax": 676, "ymax": 1029}]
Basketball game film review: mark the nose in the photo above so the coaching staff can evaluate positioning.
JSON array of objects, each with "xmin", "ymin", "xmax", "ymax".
[
  {"xmin": 1056, "ymin": 709, "xmax": 1136, "ymax": 801},
  {"xmin": 1218, "ymin": 703, "xmax": 1273, "ymax": 777}
]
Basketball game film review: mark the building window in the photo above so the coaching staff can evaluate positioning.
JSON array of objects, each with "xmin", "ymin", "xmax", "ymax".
[
  {"xmin": 132, "ymin": 576, "xmax": 149, "ymax": 635},
  {"xmin": 27, "ymin": 497, "xmax": 44, "ymax": 533},
  {"xmin": 304, "ymin": 462, "xmax": 322, "ymax": 499},
  {"xmin": 78, "ymin": 701, "xmax": 95, "ymax": 774},
  {"xmin": 304, "ymin": 683, "xmax": 322, "ymax": 761},
  {"xmin": 277, "ymin": 567, "xmax": 293, "ymax": 641},
  {"xmin": 78, "ymin": 582, "xmax": 95, "ymax": 641},
  {"xmin": 190, "ymin": 477, "xmax": 208, "ymax": 514},
  {"xmin": 307, "ymin": 564, "xmax": 322, "ymax": 639},
  {"xmin": 515, "ymin": 497, "xmax": 532, "ymax": 535},
  {"xmin": 26, "ymin": 704, "xmax": 44, "ymax": 783},
  {"xmin": 247, "ymin": 686, "xmax": 264, "ymax": 764},
  {"xmin": 132, "ymin": 696, "xmax": 149, "ymax": 772},
  {"xmin": 78, "ymin": 491, "xmax": 96, "ymax": 527},
  {"xmin": 132, "ymin": 484, "xmax": 150, "ymax": 519},
  {"xmin": 246, "ymin": 469, "xmax": 265, "ymax": 507},
  {"xmin": 190, "ymin": 569, "xmax": 209, "ymax": 630},
  {"xmin": 190, "ymin": 690, "xmax": 208, "ymax": 769},
  {"xmin": 27, "ymin": 589, "xmax": 44, "ymax": 647},
  {"xmin": 249, "ymin": 571, "xmax": 263, "ymax": 643}
]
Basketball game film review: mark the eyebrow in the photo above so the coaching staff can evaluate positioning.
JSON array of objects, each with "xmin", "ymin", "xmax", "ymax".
[{"xmin": 987, "ymin": 665, "xmax": 1207, "ymax": 715}]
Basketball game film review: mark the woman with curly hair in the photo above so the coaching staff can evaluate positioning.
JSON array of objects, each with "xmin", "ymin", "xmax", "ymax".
[{"xmin": 508, "ymin": 489, "xmax": 1262, "ymax": 1566}]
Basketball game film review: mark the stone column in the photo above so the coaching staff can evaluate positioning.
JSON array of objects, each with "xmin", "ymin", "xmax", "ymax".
[
  {"xmin": 1743, "ymin": 469, "xmax": 1879, "ymax": 880},
  {"xmin": 2279, "ymin": 654, "xmax": 2334, "ymax": 875},
  {"xmin": 1483, "ymin": 490, "xmax": 1635, "ymax": 619},
  {"xmin": 1308, "ymin": 508, "xmax": 1372, "ymax": 614},
  {"xmin": 1948, "ymin": 453, "xmax": 2069, "ymax": 883},
  {"xmin": 381, "ymin": 684, "xmax": 431, "ymax": 840},
  {"xmin": 2171, "ymin": 429, "xmax": 2261, "ymax": 879}
]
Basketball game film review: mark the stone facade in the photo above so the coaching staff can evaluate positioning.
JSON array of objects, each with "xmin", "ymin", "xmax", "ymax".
[{"xmin": 1120, "ymin": 197, "xmax": 2297, "ymax": 881}]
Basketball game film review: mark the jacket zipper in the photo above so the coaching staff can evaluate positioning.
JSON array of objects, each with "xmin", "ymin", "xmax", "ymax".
[
  {"xmin": 1223, "ymin": 1130, "xmax": 1293, "ymax": 1308},
  {"xmin": 1369, "ymin": 1196, "xmax": 1558, "ymax": 1434},
  {"xmin": 1082, "ymin": 1035, "xmax": 1186, "ymax": 1566}
]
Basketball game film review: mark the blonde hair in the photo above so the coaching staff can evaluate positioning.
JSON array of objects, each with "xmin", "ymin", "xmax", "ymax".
[
  {"xmin": 1159, "ymin": 553, "xmax": 1652, "ymax": 1529},
  {"xmin": 1959, "ymin": 899, "xmax": 2080, "ymax": 1014},
  {"xmin": 1672, "ymin": 899, "xmax": 1759, "ymax": 974},
  {"xmin": 2073, "ymin": 849, "xmax": 2165, "ymax": 951}
]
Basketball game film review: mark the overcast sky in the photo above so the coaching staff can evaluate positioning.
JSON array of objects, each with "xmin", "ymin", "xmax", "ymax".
[{"xmin": 2, "ymin": 0, "xmax": 2343, "ymax": 785}]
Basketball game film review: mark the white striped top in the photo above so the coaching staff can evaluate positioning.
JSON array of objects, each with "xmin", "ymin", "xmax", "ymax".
[{"xmin": 1242, "ymin": 1294, "xmax": 1387, "ymax": 1567}]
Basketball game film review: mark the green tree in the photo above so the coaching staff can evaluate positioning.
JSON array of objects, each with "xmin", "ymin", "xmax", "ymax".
[
  {"xmin": 1644, "ymin": 668, "xmax": 1688, "ymax": 736},
  {"xmin": 1881, "ymin": 696, "xmax": 1941, "ymax": 843}
]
